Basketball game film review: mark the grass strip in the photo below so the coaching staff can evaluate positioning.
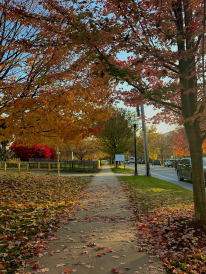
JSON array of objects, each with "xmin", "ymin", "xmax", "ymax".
[
  {"xmin": 111, "ymin": 165, "xmax": 134, "ymax": 174},
  {"xmin": 0, "ymin": 172, "xmax": 90, "ymax": 274},
  {"xmin": 117, "ymin": 175, "xmax": 206, "ymax": 274}
]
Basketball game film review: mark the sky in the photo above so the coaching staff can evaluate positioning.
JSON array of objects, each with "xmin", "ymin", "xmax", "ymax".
[
  {"xmin": 115, "ymin": 52, "xmax": 177, "ymax": 134},
  {"xmin": 115, "ymin": 101, "xmax": 174, "ymax": 134},
  {"xmin": 114, "ymin": 81, "xmax": 175, "ymax": 134}
]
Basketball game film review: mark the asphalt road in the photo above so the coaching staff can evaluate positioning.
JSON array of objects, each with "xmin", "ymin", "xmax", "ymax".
[{"xmin": 126, "ymin": 163, "xmax": 193, "ymax": 191}]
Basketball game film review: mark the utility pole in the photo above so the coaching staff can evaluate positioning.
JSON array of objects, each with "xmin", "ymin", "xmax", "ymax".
[{"xmin": 139, "ymin": 104, "xmax": 150, "ymax": 176}]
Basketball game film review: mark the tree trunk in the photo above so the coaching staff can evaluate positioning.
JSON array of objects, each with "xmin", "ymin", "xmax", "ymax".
[
  {"xmin": 185, "ymin": 123, "xmax": 206, "ymax": 220},
  {"xmin": 173, "ymin": 0, "xmax": 206, "ymax": 220}
]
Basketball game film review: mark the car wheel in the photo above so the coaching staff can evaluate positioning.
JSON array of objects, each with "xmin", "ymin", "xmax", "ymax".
[{"xmin": 178, "ymin": 171, "xmax": 184, "ymax": 181}]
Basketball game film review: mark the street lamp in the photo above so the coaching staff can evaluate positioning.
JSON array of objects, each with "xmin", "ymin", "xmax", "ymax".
[{"xmin": 132, "ymin": 118, "xmax": 138, "ymax": 176}]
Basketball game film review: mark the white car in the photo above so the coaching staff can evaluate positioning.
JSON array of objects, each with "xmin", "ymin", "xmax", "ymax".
[
  {"xmin": 164, "ymin": 159, "xmax": 173, "ymax": 167},
  {"xmin": 129, "ymin": 157, "xmax": 135, "ymax": 163}
]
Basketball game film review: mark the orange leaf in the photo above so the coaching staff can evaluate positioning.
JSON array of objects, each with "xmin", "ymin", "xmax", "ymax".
[{"xmin": 97, "ymin": 252, "xmax": 102, "ymax": 257}]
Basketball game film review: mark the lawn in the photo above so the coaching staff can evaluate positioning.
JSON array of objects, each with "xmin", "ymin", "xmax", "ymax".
[
  {"xmin": 118, "ymin": 175, "xmax": 206, "ymax": 274},
  {"xmin": 111, "ymin": 165, "xmax": 134, "ymax": 174},
  {"xmin": 0, "ymin": 172, "xmax": 90, "ymax": 274}
]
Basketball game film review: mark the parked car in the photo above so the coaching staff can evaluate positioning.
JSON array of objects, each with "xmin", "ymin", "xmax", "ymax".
[
  {"xmin": 125, "ymin": 159, "xmax": 130, "ymax": 164},
  {"xmin": 172, "ymin": 159, "xmax": 181, "ymax": 170},
  {"xmin": 177, "ymin": 157, "xmax": 206, "ymax": 181},
  {"xmin": 129, "ymin": 157, "xmax": 135, "ymax": 163},
  {"xmin": 164, "ymin": 159, "xmax": 174, "ymax": 167},
  {"xmin": 152, "ymin": 160, "xmax": 161, "ymax": 166}
]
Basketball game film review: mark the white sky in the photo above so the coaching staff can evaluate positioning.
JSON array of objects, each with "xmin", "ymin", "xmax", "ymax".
[{"xmin": 115, "ymin": 101, "xmax": 174, "ymax": 133}]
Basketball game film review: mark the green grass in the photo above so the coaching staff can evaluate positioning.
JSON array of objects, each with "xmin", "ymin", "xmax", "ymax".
[
  {"xmin": 111, "ymin": 165, "xmax": 135, "ymax": 174},
  {"xmin": 118, "ymin": 175, "xmax": 193, "ymax": 208}
]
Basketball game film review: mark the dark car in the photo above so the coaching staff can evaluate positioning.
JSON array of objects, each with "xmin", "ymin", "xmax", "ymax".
[
  {"xmin": 177, "ymin": 157, "xmax": 206, "ymax": 181},
  {"xmin": 152, "ymin": 160, "xmax": 161, "ymax": 166},
  {"xmin": 172, "ymin": 159, "xmax": 181, "ymax": 170}
]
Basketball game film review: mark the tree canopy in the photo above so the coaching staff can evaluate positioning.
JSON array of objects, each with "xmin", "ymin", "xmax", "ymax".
[
  {"xmin": 0, "ymin": 0, "xmax": 114, "ymax": 146},
  {"xmin": 96, "ymin": 108, "xmax": 137, "ymax": 158}
]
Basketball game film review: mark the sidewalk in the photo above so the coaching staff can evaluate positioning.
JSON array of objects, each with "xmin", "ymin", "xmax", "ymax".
[{"xmin": 23, "ymin": 165, "xmax": 166, "ymax": 274}]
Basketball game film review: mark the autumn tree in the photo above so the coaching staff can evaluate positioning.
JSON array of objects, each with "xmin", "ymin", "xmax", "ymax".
[
  {"xmin": 71, "ymin": 139, "xmax": 97, "ymax": 161},
  {"xmin": 145, "ymin": 126, "xmax": 162, "ymax": 161},
  {"xmin": 134, "ymin": 125, "xmax": 159, "ymax": 161},
  {"xmin": 135, "ymin": 135, "xmax": 144, "ymax": 161},
  {"xmin": 71, "ymin": 0, "xmax": 206, "ymax": 221},
  {"xmin": 135, "ymin": 125, "xmax": 172, "ymax": 163},
  {"xmin": 6, "ymin": 0, "xmax": 206, "ymax": 219},
  {"xmin": 60, "ymin": 138, "xmax": 106, "ymax": 161},
  {"xmin": 171, "ymin": 127, "xmax": 190, "ymax": 157},
  {"xmin": 0, "ymin": 0, "xmax": 114, "ymax": 147},
  {"xmin": 157, "ymin": 133, "xmax": 174, "ymax": 164},
  {"xmin": 95, "ymin": 108, "xmax": 136, "ymax": 159}
]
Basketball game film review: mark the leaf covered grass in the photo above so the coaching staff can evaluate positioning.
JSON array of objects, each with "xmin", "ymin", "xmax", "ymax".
[
  {"xmin": 0, "ymin": 172, "xmax": 90, "ymax": 274},
  {"xmin": 111, "ymin": 165, "xmax": 134, "ymax": 174},
  {"xmin": 118, "ymin": 176, "xmax": 206, "ymax": 274}
]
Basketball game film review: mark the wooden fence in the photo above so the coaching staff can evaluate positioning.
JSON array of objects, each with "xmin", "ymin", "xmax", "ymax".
[{"xmin": 0, "ymin": 160, "xmax": 100, "ymax": 174}]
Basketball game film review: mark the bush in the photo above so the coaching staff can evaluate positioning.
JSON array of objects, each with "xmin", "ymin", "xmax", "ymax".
[{"xmin": 10, "ymin": 143, "xmax": 57, "ymax": 161}]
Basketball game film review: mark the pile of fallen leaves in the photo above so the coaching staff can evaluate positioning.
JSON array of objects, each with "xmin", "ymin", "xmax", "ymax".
[
  {"xmin": 0, "ymin": 172, "xmax": 89, "ymax": 274},
  {"xmin": 120, "ymin": 178, "xmax": 206, "ymax": 274}
]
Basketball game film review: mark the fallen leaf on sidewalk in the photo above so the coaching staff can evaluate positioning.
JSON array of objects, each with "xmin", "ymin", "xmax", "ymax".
[
  {"xmin": 41, "ymin": 268, "xmax": 49, "ymax": 272},
  {"xmin": 85, "ymin": 265, "xmax": 94, "ymax": 268},
  {"xmin": 56, "ymin": 263, "xmax": 66, "ymax": 267}
]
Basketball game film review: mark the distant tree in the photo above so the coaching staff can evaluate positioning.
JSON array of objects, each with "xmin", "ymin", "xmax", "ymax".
[
  {"xmin": 0, "ymin": 140, "xmax": 14, "ymax": 161},
  {"xmin": 59, "ymin": 138, "xmax": 105, "ymax": 161},
  {"xmin": 157, "ymin": 134, "xmax": 173, "ymax": 164},
  {"xmin": 133, "ymin": 134, "xmax": 144, "ymax": 161},
  {"xmin": 96, "ymin": 108, "xmax": 137, "ymax": 159},
  {"xmin": 10, "ymin": 143, "xmax": 57, "ymax": 161},
  {"xmin": 170, "ymin": 127, "xmax": 190, "ymax": 157},
  {"xmin": 135, "ymin": 125, "xmax": 167, "ymax": 162},
  {"xmin": 73, "ymin": 139, "xmax": 97, "ymax": 161},
  {"xmin": 147, "ymin": 126, "xmax": 161, "ymax": 161}
]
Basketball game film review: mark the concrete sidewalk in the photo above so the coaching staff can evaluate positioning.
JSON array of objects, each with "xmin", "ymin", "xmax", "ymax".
[{"xmin": 23, "ymin": 165, "xmax": 166, "ymax": 274}]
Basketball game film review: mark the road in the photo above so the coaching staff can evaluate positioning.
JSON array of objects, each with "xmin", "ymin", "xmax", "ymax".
[{"xmin": 126, "ymin": 163, "xmax": 193, "ymax": 191}]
